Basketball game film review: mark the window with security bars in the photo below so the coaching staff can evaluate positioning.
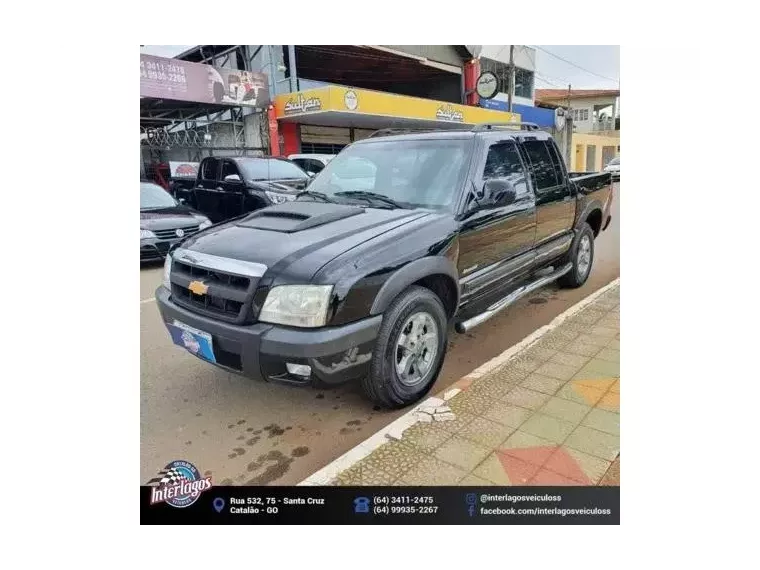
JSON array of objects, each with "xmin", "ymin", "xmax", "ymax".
[
  {"xmin": 300, "ymin": 143, "xmax": 347, "ymax": 154},
  {"xmin": 478, "ymin": 57, "xmax": 535, "ymax": 100}
]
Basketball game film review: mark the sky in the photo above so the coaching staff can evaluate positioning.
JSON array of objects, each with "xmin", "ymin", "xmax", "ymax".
[
  {"xmin": 533, "ymin": 45, "xmax": 619, "ymax": 90},
  {"xmin": 141, "ymin": 45, "xmax": 620, "ymax": 91}
]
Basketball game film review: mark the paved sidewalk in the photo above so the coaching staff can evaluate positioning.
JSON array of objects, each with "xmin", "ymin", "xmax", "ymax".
[{"xmin": 308, "ymin": 281, "xmax": 620, "ymax": 486}]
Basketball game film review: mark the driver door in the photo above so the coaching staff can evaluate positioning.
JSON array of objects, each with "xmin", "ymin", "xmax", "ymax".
[
  {"xmin": 194, "ymin": 158, "xmax": 223, "ymax": 221},
  {"xmin": 220, "ymin": 159, "xmax": 246, "ymax": 219},
  {"xmin": 457, "ymin": 140, "xmax": 537, "ymax": 305}
]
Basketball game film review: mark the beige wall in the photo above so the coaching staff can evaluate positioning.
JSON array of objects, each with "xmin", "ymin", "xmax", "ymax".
[{"xmin": 572, "ymin": 132, "xmax": 620, "ymax": 172}]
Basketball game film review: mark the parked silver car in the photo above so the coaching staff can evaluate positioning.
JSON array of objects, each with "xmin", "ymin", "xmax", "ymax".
[{"xmin": 604, "ymin": 157, "xmax": 620, "ymax": 179}]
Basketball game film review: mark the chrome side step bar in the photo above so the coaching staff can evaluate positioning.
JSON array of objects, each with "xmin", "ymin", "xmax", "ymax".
[{"xmin": 455, "ymin": 263, "xmax": 573, "ymax": 334}]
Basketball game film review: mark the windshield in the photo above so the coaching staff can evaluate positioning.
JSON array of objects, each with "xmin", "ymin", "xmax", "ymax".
[
  {"xmin": 239, "ymin": 159, "xmax": 308, "ymax": 181},
  {"xmin": 608, "ymin": 158, "xmax": 619, "ymax": 166},
  {"xmin": 140, "ymin": 182, "xmax": 177, "ymax": 209},
  {"xmin": 307, "ymin": 138, "xmax": 473, "ymax": 210}
]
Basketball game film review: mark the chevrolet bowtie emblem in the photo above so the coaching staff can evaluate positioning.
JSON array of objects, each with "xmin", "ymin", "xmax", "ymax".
[{"xmin": 188, "ymin": 280, "xmax": 209, "ymax": 295}]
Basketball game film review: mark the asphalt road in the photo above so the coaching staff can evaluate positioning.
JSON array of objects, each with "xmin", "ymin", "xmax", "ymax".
[{"xmin": 140, "ymin": 186, "xmax": 619, "ymax": 485}]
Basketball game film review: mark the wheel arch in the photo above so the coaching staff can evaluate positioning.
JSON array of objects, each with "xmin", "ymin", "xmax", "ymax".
[{"xmin": 370, "ymin": 257, "xmax": 460, "ymax": 319}]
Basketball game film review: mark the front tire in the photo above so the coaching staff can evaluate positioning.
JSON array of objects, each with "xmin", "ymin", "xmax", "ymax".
[
  {"xmin": 362, "ymin": 286, "xmax": 448, "ymax": 409},
  {"xmin": 559, "ymin": 222, "xmax": 595, "ymax": 288}
]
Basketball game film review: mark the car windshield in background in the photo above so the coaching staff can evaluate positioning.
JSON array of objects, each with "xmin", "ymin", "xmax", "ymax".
[
  {"xmin": 307, "ymin": 138, "xmax": 473, "ymax": 210},
  {"xmin": 608, "ymin": 158, "xmax": 619, "ymax": 166},
  {"xmin": 140, "ymin": 182, "xmax": 177, "ymax": 209},
  {"xmin": 239, "ymin": 159, "xmax": 308, "ymax": 181}
]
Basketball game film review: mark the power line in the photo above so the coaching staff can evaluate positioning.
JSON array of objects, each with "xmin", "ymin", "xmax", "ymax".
[
  {"xmin": 531, "ymin": 45, "xmax": 619, "ymax": 84},
  {"xmin": 535, "ymin": 72, "xmax": 569, "ymax": 88}
]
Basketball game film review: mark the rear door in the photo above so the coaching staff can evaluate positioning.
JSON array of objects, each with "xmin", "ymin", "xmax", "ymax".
[
  {"xmin": 457, "ymin": 139, "xmax": 537, "ymax": 305},
  {"xmin": 194, "ymin": 158, "xmax": 223, "ymax": 221},
  {"xmin": 520, "ymin": 138, "xmax": 575, "ymax": 262},
  {"xmin": 220, "ymin": 159, "xmax": 246, "ymax": 220}
]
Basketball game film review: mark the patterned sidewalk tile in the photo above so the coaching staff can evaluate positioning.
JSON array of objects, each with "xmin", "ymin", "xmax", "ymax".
[
  {"xmin": 325, "ymin": 283, "xmax": 620, "ymax": 487},
  {"xmin": 599, "ymin": 456, "xmax": 621, "ymax": 486},
  {"xmin": 433, "ymin": 436, "xmax": 492, "ymax": 471},
  {"xmin": 581, "ymin": 408, "xmax": 620, "ymax": 435},
  {"xmin": 399, "ymin": 456, "xmax": 468, "ymax": 485},
  {"xmin": 520, "ymin": 412, "xmax": 577, "ymax": 444},
  {"xmin": 556, "ymin": 381, "xmax": 606, "ymax": 406},
  {"xmin": 458, "ymin": 416, "xmax": 517, "ymax": 448},
  {"xmin": 483, "ymin": 400, "xmax": 533, "ymax": 428},
  {"xmin": 539, "ymin": 396, "xmax": 592, "ymax": 424},
  {"xmin": 520, "ymin": 373, "xmax": 566, "ymax": 395},
  {"xmin": 565, "ymin": 426, "xmax": 620, "ymax": 461},
  {"xmin": 499, "ymin": 430, "xmax": 558, "ymax": 466},
  {"xmin": 501, "ymin": 386, "xmax": 553, "ymax": 410},
  {"xmin": 544, "ymin": 446, "xmax": 611, "ymax": 484}
]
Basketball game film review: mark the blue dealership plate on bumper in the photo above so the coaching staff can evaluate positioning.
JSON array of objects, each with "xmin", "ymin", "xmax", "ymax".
[{"xmin": 166, "ymin": 320, "xmax": 216, "ymax": 363}]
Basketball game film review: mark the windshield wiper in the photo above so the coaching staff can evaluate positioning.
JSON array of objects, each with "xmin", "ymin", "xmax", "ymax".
[
  {"xmin": 295, "ymin": 190, "xmax": 335, "ymax": 203},
  {"xmin": 334, "ymin": 191, "xmax": 407, "ymax": 209}
]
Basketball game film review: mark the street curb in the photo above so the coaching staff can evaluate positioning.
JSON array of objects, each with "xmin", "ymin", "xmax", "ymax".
[{"xmin": 298, "ymin": 277, "xmax": 621, "ymax": 486}]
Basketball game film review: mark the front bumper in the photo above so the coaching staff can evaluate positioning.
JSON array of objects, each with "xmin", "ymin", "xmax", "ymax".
[
  {"xmin": 141, "ymin": 237, "xmax": 182, "ymax": 261},
  {"xmin": 155, "ymin": 286, "xmax": 381, "ymax": 386}
]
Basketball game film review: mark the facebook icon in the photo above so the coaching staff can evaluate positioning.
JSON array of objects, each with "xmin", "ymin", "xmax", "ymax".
[{"xmin": 465, "ymin": 493, "xmax": 477, "ymax": 517}]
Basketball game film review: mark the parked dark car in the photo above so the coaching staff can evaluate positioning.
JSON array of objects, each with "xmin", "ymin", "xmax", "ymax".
[
  {"xmin": 174, "ymin": 157, "xmax": 312, "ymax": 223},
  {"xmin": 140, "ymin": 181, "xmax": 212, "ymax": 262},
  {"xmin": 156, "ymin": 123, "xmax": 613, "ymax": 408}
]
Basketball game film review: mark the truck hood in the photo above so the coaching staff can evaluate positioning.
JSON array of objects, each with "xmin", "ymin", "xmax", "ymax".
[{"xmin": 178, "ymin": 201, "xmax": 429, "ymax": 280}]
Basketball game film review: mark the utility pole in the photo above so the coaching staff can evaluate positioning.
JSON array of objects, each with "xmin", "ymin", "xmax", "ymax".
[{"xmin": 507, "ymin": 45, "xmax": 515, "ymax": 112}]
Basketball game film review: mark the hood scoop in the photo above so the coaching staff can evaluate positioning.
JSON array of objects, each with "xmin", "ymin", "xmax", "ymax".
[{"xmin": 237, "ymin": 201, "xmax": 365, "ymax": 233}]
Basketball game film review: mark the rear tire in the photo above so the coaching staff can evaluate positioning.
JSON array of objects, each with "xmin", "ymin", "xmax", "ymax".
[
  {"xmin": 559, "ymin": 223, "xmax": 595, "ymax": 288},
  {"xmin": 362, "ymin": 286, "xmax": 448, "ymax": 409}
]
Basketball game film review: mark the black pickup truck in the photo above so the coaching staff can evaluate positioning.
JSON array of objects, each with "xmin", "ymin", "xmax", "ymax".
[
  {"xmin": 156, "ymin": 123, "xmax": 613, "ymax": 408},
  {"xmin": 175, "ymin": 156, "xmax": 312, "ymax": 223}
]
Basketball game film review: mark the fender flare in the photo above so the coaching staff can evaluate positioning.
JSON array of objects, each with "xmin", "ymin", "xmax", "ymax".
[
  {"xmin": 576, "ymin": 199, "xmax": 604, "ymax": 232},
  {"xmin": 370, "ymin": 256, "xmax": 460, "ymax": 316}
]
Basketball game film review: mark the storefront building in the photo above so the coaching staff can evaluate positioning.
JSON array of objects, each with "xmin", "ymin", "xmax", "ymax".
[{"xmin": 272, "ymin": 85, "xmax": 520, "ymax": 156}]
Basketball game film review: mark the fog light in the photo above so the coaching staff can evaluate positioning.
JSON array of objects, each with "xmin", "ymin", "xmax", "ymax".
[{"xmin": 286, "ymin": 363, "xmax": 311, "ymax": 377}]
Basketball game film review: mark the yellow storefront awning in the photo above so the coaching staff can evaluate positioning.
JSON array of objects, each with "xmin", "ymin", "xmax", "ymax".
[{"xmin": 274, "ymin": 86, "xmax": 521, "ymax": 130}]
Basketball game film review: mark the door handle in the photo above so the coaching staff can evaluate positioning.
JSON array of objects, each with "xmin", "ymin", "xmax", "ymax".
[{"xmin": 216, "ymin": 187, "xmax": 224, "ymax": 191}]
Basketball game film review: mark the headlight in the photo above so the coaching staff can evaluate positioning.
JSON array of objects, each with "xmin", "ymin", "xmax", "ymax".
[
  {"xmin": 162, "ymin": 253, "xmax": 172, "ymax": 290},
  {"xmin": 140, "ymin": 228, "xmax": 156, "ymax": 239},
  {"xmin": 259, "ymin": 285, "xmax": 333, "ymax": 328},
  {"xmin": 265, "ymin": 191, "xmax": 294, "ymax": 204}
]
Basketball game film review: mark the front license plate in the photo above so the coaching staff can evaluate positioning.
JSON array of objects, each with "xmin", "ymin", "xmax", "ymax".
[{"xmin": 167, "ymin": 320, "xmax": 216, "ymax": 363}]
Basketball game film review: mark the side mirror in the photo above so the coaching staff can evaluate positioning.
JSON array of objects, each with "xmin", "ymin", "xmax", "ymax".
[
  {"xmin": 178, "ymin": 197, "xmax": 187, "ymax": 205},
  {"xmin": 224, "ymin": 174, "xmax": 241, "ymax": 183},
  {"xmin": 307, "ymin": 171, "xmax": 316, "ymax": 178},
  {"xmin": 482, "ymin": 179, "xmax": 517, "ymax": 207}
]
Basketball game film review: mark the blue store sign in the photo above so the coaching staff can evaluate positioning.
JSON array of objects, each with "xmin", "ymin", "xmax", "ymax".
[{"xmin": 479, "ymin": 99, "xmax": 556, "ymax": 128}]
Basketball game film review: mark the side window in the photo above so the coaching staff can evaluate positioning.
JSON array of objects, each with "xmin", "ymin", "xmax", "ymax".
[
  {"xmin": 201, "ymin": 158, "xmax": 219, "ymax": 182},
  {"xmin": 220, "ymin": 160, "xmax": 240, "ymax": 180},
  {"xmin": 482, "ymin": 142, "xmax": 529, "ymax": 198},
  {"xmin": 522, "ymin": 140, "xmax": 560, "ymax": 190},
  {"xmin": 306, "ymin": 159, "xmax": 325, "ymax": 173},
  {"xmin": 545, "ymin": 140, "xmax": 567, "ymax": 182}
]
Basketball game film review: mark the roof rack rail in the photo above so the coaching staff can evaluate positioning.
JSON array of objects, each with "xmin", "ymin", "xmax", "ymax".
[
  {"xmin": 472, "ymin": 122, "xmax": 541, "ymax": 132},
  {"xmin": 367, "ymin": 128, "xmax": 449, "ymax": 138}
]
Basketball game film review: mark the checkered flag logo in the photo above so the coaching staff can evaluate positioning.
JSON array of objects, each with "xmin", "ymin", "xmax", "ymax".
[{"xmin": 146, "ymin": 464, "xmax": 189, "ymax": 487}]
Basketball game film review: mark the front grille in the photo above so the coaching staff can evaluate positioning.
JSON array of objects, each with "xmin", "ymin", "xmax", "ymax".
[
  {"xmin": 153, "ymin": 225, "xmax": 199, "ymax": 240},
  {"xmin": 170, "ymin": 259, "xmax": 256, "ymax": 322},
  {"xmin": 172, "ymin": 284, "xmax": 243, "ymax": 317},
  {"xmin": 174, "ymin": 261, "xmax": 251, "ymax": 290}
]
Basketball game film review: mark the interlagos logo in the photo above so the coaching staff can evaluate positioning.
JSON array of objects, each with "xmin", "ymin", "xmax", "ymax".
[{"xmin": 147, "ymin": 460, "xmax": 213, "ymax": 508}]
